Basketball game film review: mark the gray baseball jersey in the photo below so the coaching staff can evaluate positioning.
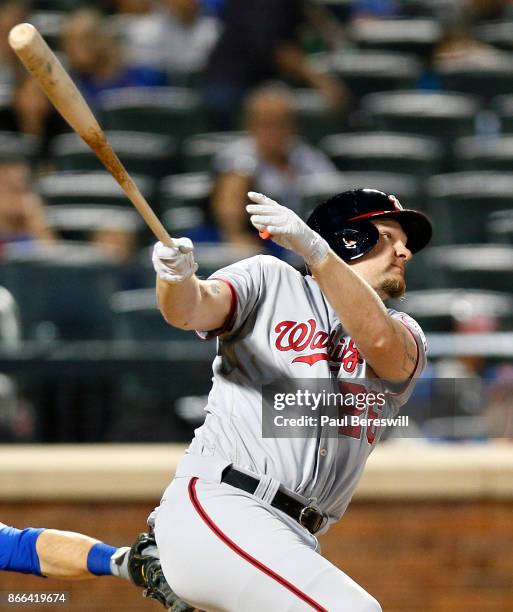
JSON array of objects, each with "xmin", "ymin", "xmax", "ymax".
[{"xmin": 180, "ymin": 255, "xmax": 426, "ymax": 528}]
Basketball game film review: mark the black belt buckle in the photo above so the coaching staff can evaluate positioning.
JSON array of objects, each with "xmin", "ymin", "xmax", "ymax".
[{"xmin": 299, "ymin": 505, "xmax": 324, "ymax": 534}]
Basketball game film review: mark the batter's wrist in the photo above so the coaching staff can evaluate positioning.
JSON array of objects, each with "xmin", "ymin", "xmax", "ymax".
[{"xmin": 302, "ymin": 233, "xmax": 330, "ymax": 267}]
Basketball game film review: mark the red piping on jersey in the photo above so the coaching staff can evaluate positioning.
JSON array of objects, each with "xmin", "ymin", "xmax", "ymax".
[
  {"xmin": 187, "ymin": 478, "xmax": 328, "ymax": 612},
  {"xmin": 212, "ymin": 277, "xmax": 238, "ymax": 334},
  {"xmin": 195, "ymin": 277, "xmax": 238, "ymax": 340}
]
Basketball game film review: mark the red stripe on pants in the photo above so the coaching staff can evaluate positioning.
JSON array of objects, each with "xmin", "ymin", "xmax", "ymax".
[{"xmin": 188, "ymin": 477, "xmax": 328, "ymax": 612}]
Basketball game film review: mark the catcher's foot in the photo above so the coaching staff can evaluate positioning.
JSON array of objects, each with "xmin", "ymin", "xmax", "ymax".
[{"xmin": 123, "ymin": 532, "xmax": 194, "ymax": 611}]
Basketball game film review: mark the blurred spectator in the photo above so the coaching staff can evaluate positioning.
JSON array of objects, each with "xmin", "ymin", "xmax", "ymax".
[
  {"xmin": 90, "ymin": 227, "xmax": 137, "ymax": 264},
  {"xmin": 109, "ymin": 0, "xmax": 170, "ymax": 77},
  {"xmin": 109, "ymin": 0, "xmax": 219, "ymax": 82},
  {"xmin": 433, "ymin": 315, "xmax": 499, "ymax": 379},
  {"xmin": 483, "ymin": 365, "xmax": 513, "ymax": 440},
  {"xmin": 160, "ymin": 0, "xmax": 220, "ymax": 80},
  {"xmin": 212, "ymin": 84, "xmax": 335, "ymax": 248},
  {"xmin": 60, "ymin": 8, "xmax": 165, "ymax": 108},
  {"xmin": 0, "ymin": 160, "xmax": 55, "ymax": 250},
  {"xmin": 203, "ymin": 0, "xmax": 347, "ymax": 130},
  {"xmin": 0, "ymin": 1, "xmax": 30, "ymax": 87},
  {"xmin": 0, "ymin": 71, "xmax": 67, "ymax": 164}
]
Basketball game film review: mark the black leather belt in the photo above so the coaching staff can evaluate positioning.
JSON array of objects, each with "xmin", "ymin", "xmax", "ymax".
[{"xmin": 221, "ymin": 465, "xmax": 325, "ymax": 535}]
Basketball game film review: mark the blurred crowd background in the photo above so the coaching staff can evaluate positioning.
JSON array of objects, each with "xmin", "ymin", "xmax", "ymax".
[{"xmin": 0, "ymin": 0, "xmax": 513, "ymax": 444}]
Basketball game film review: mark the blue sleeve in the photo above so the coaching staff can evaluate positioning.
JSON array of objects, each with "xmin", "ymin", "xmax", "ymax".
[{"xmin": 0, "ymin": 524, "xmax": 44, "ymax": 576}]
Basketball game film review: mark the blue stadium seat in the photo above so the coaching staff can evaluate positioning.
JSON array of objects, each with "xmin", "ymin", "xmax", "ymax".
[
  {"xmin": 327, "ymin": 51, "xmax": 421, "ymax": 102},
  {"xmin": 99, "ymin": 87, "xmax": 206, "ymax": 142},
  {"xmin": 454, "ymin": 135, "xmax": 513, "ymax": 172},
  {"xmin": 0, "ymin": 243, "xmax": 123, "ymax": 341},
  {"xmin": 362, "ymin": 91, "xmax": 479, "ymax": 140},
  {"xmin": 291, "ymin": 89, "xmax": 344, "ymax": 144},
  {"xmin": 427, "ymin": 171, "xmax": 513, "ymax": 244},
  {"xmin": 111, "ymin": 288, "xmax": 192, "ymax": 341},
  {"xmin": 181, "ymin": 131, "xmax": 244, "ymax": 173},
  {"xmin": 437, "ymin": 58, "xmax": 513, "ymax": 100},
  {"xmin": 159, "ymin": 172, "xmax": 214, "ymax": 234},
  {"xmin": 423, "ymin": 244, "xmax": 513, "ymax": 292},
  {"xmin": 37, "ymin": 171, "xmax": 154, "ymax": 206},
  {"xmin": 51, "ymin": 131, "xmax": 177, "ymax": 179},
  {"xmin": 389, "ymin": 289, "xmax": 513, "ymax": 332},
  {"xmin": 352, "ymin": 18, "xmax": 442, "ymax": 56},
  {"xmin": 487, "ymin": 209, "xmax": 513, "ymax": 244},
  {"xmin": 320, "ymin": 132, "xmax": 443, "ymax": 178},
  {"xmin": 475, "ymin": 20, "xmax": 513, "ymax": 51},
  {"xmin": 298, "ymin": 170, "xmax": 421, "ymax": 218}
]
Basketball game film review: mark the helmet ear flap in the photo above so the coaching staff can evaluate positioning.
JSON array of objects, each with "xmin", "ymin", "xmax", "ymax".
[{"xmin": 332, "ymin": 221, "xmax": 379, "ymax": 262}]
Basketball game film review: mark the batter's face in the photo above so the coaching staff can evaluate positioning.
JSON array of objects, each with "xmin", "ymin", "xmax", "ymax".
[{"xmin": 350, "ymin": 219, "xmax": 412, "ymax": 299}]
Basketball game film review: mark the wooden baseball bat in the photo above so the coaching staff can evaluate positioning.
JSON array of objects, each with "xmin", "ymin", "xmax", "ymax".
[{"xmin": 8, "ymin": 23, "xmax": 175, "ymax": 248}]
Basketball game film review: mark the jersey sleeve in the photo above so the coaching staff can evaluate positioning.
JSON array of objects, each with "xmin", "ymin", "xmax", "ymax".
[
  {"xmin": 386, "ymin": 310, "xmax": 428, "ymax": 411},
  {"xmin": 196, "ymin": 255, "xmax": 265, "ymax": 340}
]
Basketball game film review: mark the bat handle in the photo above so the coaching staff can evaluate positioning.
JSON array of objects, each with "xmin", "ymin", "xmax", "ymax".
[{"xmin": 259, "ymin": 229, "xmax": 272, "ymax": 240}]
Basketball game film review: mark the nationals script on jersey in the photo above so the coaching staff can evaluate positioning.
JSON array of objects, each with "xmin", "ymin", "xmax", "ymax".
[{"xmin": 179, "ymin": 255, "xmax": 427, "ymax": 526}]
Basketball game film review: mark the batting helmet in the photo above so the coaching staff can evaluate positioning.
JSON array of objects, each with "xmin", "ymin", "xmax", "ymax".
[{"xmin": 306, "ymin": 188, "xmax": 432, "ymax": 262}]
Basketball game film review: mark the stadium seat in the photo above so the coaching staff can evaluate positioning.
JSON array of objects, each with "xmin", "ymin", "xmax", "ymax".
[
  {"xmin": 427, "ymin": 171, "xmax": 513, "ymax": 244},
  {"xmin": 30, "ymin": 11, "xmax": 65, "ymax": 50},
  {"xmin": 492, "ymin": 94, "xmax": 513, "ymax": 133},
  {"xmin": 0, "ymin": 286, "xmax": 21, "ymax": 348},
  {"xmin": 0, "ymin": 85, "xmax": 13, "ymax": 124},
  {"xmin": 51, "ymin": 131, "xmax": 177, "ymax": 179},
  {"xmin": 362, "ymin": 91, "xmax": 479, "ymax": 140},
  {"xmin": 0, "ymin": 242, "xmax": 123, "ymax": 341},
  {"xmin": 98, "ymin": 87, "xmax": 206, "ymax": 142},
  {"xmin": 436, "ymin": 58, "xmax": 513, "ymax": 100},
  {"xmin": 487, "ymin": 209, "xmax": 513, "ymax": 244},
  {"xmin": 388, "ymin": 289, "xmax": 513, "ymax": 332},
  {"xmin": 159, "ymin": 172, "xmax": 213, "ymax": 234},
  {"xmin": 45, "ymin": 205, "xmax": 143, "ymax": 242},
  {"xmin": 37, "ymin": 171, "xmax": 154, "ymax": 206},
  {"xmin": 352, "ymin": 18, "xmax": 442, "ymax": 56},
  {"xmin": 327, "ymin": 51, "xmax": 421, "ymax": 103},
  {"xmin": 454, "ymin": 135, "xmax": 513, "ymax": 171},
  {"xmin": 475, "ymin": 20, "xmax": 513, "ymax": 51},
  {"xmin": 181, "ymin": 131, "xmax": 244, "ymax": 173},
  {"xmin": 423, "ymin": 244, "xmax": 513, "ymax": 292},
  {"xmin": 291, "ymin": 89, "xmax": 344, "ymax": 144},
  {"xmin": 0, "ymin": 131, "xmax": 39, "ymax": 163},
  {"xmin": 298, "ymin": 171, "xmax": 421, "ymax": 218},
  {"xmin": 111, "ymin": 288, "xmax": 192, "ymax": 341},
  {"xmin": 319, "ymin": 132, "xmax": 443, "ymax": 178}
]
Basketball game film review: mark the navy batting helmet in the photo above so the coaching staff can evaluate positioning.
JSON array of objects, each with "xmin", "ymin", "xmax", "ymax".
[{"xmin": 306, "ymin": 188, "xmax": 432, "ymax": 262}]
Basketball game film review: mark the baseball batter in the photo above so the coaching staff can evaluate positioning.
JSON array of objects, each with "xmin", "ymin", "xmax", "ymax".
[{"xmin": 150, "ymin": 189, "xmax": 432, "ymax": 611}]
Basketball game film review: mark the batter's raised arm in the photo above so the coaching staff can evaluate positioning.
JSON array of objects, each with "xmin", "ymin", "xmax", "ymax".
[
  {"xmin": 247, "ymin": 191, "xmax": 429, "ymax": 381},
  {"xmin": 153, "ymin": 239, "xmax": 232, "ymax": 331}
]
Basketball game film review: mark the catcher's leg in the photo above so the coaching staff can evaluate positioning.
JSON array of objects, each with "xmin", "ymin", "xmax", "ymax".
[{"xmin": 154, "ymin": 477, "xmax": 381, "ymax": 612}]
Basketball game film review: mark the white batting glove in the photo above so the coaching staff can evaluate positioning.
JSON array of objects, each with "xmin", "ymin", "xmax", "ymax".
[
  {"xmin": 152, "ymin": 238, "xmax": 198, "ymax": 284},
  {"xmin": 246, "ymin": 192, "xmax": 330, "ymax": 266}
]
